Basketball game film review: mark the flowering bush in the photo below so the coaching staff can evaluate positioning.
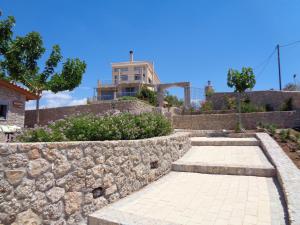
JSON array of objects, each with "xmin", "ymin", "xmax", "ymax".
[
  {"xmin": 17, "ymin": 113, "xmax": 173, "ymax": 142},
  {"xmin": 200, "ymin": 100, "xmax": 213, "ymax": 112}
]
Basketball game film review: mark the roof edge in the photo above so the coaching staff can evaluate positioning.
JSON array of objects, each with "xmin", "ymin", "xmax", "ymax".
[{"xmin": 0, "ymin": 79, "xmax": 39, "ymax": 101}]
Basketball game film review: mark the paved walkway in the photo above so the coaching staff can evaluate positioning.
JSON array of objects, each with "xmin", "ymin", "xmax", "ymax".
[{"xmin": 89, "ymin": 136, "xmax": 288, "ymax": 225}]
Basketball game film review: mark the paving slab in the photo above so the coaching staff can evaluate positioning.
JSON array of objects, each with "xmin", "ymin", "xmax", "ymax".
[
  {"xmin": 89, "ymin": 172, "xmax": 287, "ymax": 225},
  {"xmin": 172, "ymin": 146, "xmax": 275, "ymax": 177},
  {"xmin": 190, "ymin": 137, "xmax": 259, "ymax": 146}
]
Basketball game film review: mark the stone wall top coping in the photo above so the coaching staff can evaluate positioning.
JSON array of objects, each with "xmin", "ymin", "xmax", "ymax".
[
  {"xmin": 0, "ymin": 132, "xmax": 190, "ymax": 146},
  {"xmin": 213, "ymin": 90, "xmax": 300, "ymax": 94},
  {"xmin": 175, "ymin": 111, "xmax": 296, "ymax": 117},
  {"xmin": 256, "ymin": 133, "xmax": 300, "ymax": 225},
  {"xmin": 25, "ymin": 99, "xmax": 153, "ymax": 112}
]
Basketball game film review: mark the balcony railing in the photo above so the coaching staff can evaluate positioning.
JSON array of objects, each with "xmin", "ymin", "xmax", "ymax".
[
  {"xmin": 99, "ymin": 78, "xmax": 147, "ymax": 87},
  {"xmin": 118, "ymin": 92, "xmax": 137, "ymax": 97},
  {"xmin": 88, "ymin": 92, "xmax": 138, "ymax": 102}
]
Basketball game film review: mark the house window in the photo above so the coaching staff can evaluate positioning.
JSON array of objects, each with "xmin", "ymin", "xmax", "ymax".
[
  {"xmin": 148, "ymin": 78, "xmax": 152, "ymax": 84},
  {"xmin": 120, "ymin": 75, "xmax": 128, "ymax": 81},
  {"xmin": 125, "ymin": 87, "xmax": 135, "ymax": 92},
  {"xmin": 134, "ymin": 74, "xmax": 141, "ymax": 80},
  {"xmin": 114, "ymin": 68, "xmax": 128, "ymax": 73},
  {"xmin": 122, "ymin": 87, "xmax": 135, "ymax": 96},
  {"xmin": 134, "ymin": 66, "xmax": 143, "ymax": 73},
  {"xmin": 114, "ymin": 75, "xmax": 118, "ymax": 84},
  {"xmin": 0, "ymin": 104, "xmax": 8, "ymax": 120}
]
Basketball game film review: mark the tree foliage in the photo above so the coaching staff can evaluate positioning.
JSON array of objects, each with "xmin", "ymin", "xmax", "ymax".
[
  {"xmin": 164, "ymin": 91, "xmax": 183, "ymax": 107},
  {"xmin": 0, "ymin": 15, "xmax": 86, "ymax": 123},
  {"xmin": 136, "ymin": 86, "xmax": 158, "ymax": 106},
  {"xmin": 227, "ymin": 67, "xmax": 256, "ymax": 93},
  {"xmin": 227, "ymin": 67, "xmax": 256, "ymax": 131},
  {"xmin": 283, "ymin": 83, "xmax": 300, "ymax": 91}
]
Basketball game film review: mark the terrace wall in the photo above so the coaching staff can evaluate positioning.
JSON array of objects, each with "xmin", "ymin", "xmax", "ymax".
[
  {"xmin": 208, "ymin": 90, "xmax": 300, "ymax": 110},
  {"xmin": 0, "ymin": 132, "xmax": 191, "ymax": 225},
  {"xmin": 173, "ymin": 111, "xmax": 297, "ymax": 130},
  {"xmin": 25, "ymin": 100, "xmax": 155, "ymax": 127}
]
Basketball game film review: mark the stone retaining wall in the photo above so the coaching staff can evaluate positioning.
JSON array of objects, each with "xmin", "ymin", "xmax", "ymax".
[
  {"xmin": 256, "ymin": 133, "xmax": 300, "ymax": 225},
  {"xmin": 173, "ymin": 111, "xmax": 296, "ymax": 130},
  {"xmin": 25, "ymin": 100, "xmax": 155, "ymax": 127},
  {"xmin": 208, "ymin": 90, "xmax": 300, "ymax": 111},
  {"xmin": 0, "ymin": 132, "xmax": 191, "ymax": 225}
]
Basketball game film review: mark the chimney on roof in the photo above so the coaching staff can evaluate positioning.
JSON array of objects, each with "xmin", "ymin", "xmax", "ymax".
[{"xmin": 129, "ymin": 50, "xmax": 134, "ymax": 62}]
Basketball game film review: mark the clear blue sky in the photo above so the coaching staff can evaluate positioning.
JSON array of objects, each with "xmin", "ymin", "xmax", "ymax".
[{"xmin": 2, "ymin": 0, "xmax": 300, "ymax": 107}]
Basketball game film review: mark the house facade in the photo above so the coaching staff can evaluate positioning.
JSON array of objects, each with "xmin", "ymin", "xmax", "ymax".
[
  {"xmin": 96, "ymin": 51, "xmax": 161, "ymax": 101},
  {"xmin": 0, "ymin": 79, "xmax": 38, "ymax": 141}
]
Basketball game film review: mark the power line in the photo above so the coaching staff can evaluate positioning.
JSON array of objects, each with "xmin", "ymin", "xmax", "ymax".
[
  {"xmin": 279, "ymin": 40, "xmax": 300, "ymax": 48},
  {"xmin": 254, "ymin": 48, "xmax": 276, "ymax": 78}
]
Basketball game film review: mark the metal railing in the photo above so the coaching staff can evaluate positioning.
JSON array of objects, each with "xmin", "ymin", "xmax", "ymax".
[
  {"xmin": 88, "ymin": 92, "xmax": 137, "ymax": 102},
  {"xmin": 99, "ymin": 78, "xmax": 147, "ymax": 87},
  {"xmin": 118, "ymin": 92, "xmax": 137, "ymax": 97}
]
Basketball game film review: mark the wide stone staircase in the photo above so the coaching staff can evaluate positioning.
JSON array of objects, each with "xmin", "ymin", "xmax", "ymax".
[{"xmin": 88, "ymin": 135, "xmax": 288, "ymax": 225}]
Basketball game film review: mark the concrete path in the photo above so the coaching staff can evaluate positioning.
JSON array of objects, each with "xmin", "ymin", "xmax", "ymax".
[{"xmin": 89, "ymin": 136, "xmax": 288, "ymax": 225}]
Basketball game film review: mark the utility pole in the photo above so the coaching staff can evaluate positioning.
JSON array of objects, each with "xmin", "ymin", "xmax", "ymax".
[{"xmin": 276, "ymin": 44, "xmax": 282, "ymax": 90}]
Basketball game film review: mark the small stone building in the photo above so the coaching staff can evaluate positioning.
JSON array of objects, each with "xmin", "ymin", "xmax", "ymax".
[{"xmin": 0, "ymin": 79, "xmax": 38, "ymax": 141}]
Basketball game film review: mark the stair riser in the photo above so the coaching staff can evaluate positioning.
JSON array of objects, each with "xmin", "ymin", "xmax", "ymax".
[
  {"xmin": 172, "ymin": 164, "xmax": 275, "ymax": 177},
  {"xmin": 191, "ymin": 141, "xmax": 259, "ymax": 146}
]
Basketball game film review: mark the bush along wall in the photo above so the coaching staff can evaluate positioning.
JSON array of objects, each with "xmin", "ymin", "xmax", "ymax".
[{"xmin": 18, "ymin": 113, "xmax": 173, "ymax": 142}]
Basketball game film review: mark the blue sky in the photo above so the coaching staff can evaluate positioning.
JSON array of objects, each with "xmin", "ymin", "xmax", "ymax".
[{"xmin": 2, "ymin": 0, "xmax": 300, "ymax": 108}]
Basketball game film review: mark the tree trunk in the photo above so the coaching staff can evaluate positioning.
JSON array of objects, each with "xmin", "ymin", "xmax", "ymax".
[
  {"xmin": 237, "ymin": 92, "xmax": 242, "ymax": 131},
  {"xmin": 36, "ymin": 93, "xmax": 41, "ymax": 125}
]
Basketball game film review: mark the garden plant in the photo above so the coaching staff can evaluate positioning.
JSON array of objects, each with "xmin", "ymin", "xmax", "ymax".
[
  {"xmin": 227, "ymin": 67, "xmax": 256, "ymax": 131},
  {"xmin": 17, "ymin": 113, "xmax": 173, "ymax": 142}
]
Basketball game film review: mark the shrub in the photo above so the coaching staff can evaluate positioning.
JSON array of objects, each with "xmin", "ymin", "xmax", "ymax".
[
  {"xmin": 164, "ymin": 94, "xmax": 183, "ymax": 107},
  {"xmin": 136, "ymin": 86, "xmax": 158, "ymax": 106},
  {"xmin": 118, "ymin": 96, "xmax": 138, "ymax": 101},
  {"xmin": 262, "ymin": 123, "xmax": 277, "ymax": 136},
  {"xmin": 241, "ymin": 102, "xmax": 265, "ymax": 113},
  {"xmin": 200, "ymin": 100, "xmax": 213, "ymax": 112},
  {"xmin": 281, "ymin": 97, "xmax": 293, "ymax": 111},
  {"xmin": 279, "ymin": 130, "xmax": 289, "ymax": 143},
  {"xmin": 225, "ymin": 96, "xmax": 236, "ymax": 110},
  {"xmin": 17, "ymin": 113, "xmax": 173, "ymax": 142}
]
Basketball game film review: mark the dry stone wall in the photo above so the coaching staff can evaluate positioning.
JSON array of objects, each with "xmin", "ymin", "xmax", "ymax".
[
  {"xmin": 208, "ymin": 90, "xmax": 300, "ymax": 111},
  {"xmin": 25, "ymin": 100, "xmax": 155, "ymax": 127},
  {"xmin": 173, "ymin": 111, "xmax": 296, "ymax": 130},
  {"xmin": 0, "ymin": 132, "xmax": 191, "ymax": 225}
]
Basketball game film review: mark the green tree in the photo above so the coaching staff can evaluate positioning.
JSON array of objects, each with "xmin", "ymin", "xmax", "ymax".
[
  {"xmin": 227, "ymin": 67, "xmax": 256, "ymax": 131},
  {"xmin": 0, "ymin": 15, "xmax": 86, "ymax": 124},
  {"xmin": 136, "ymin": 86, "xmax": 158, "ymax": 106},
  {"xmin": 164, "ymin": 91, "xmax": 183, "ymax": 107},
  {"xmin": 283, "ymin": 83, "xmax": 300, "ymax": 91}
]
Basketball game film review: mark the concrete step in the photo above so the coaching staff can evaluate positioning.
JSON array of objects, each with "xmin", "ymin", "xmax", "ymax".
[
  {"xmin": 171, "ymin": 146, "xmax": 275, "ymax": 177},
  {"xmin": 190, "ymin": 137, "xmax": 259, "ymax": 146},
  {"xmin": 172, "ymin": 161, "xmax": 275, "ymax": 177}
]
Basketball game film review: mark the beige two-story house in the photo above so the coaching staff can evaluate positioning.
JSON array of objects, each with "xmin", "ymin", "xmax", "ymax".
[{"xmin": 96, "ymin": 51, "xmax": 160, "ymax": 100}]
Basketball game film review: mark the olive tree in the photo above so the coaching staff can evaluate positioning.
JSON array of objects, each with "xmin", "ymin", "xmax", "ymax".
[
  {"xmin": 227, "ymin": 67, "xmax": 256, "ymax": 131},
  {"xmin": 0, "ymin": 15, "xmax": 86, "ymax": 124}
]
